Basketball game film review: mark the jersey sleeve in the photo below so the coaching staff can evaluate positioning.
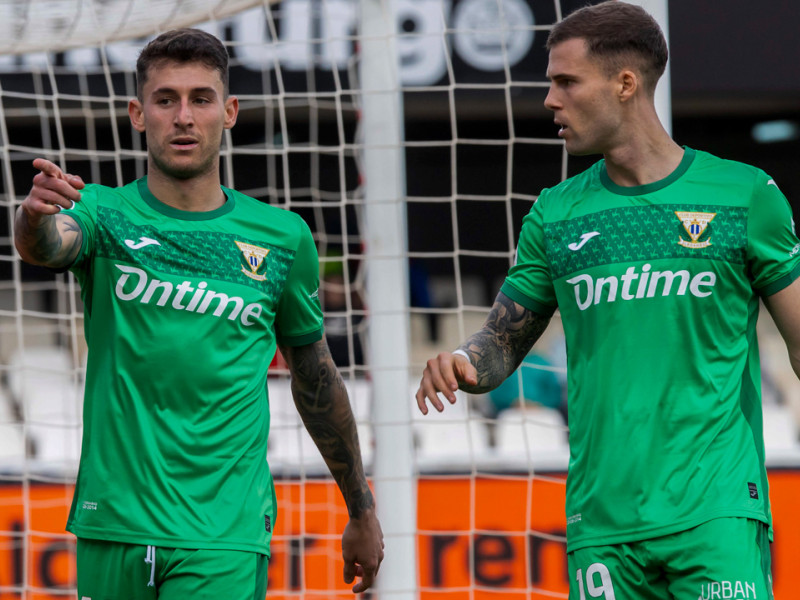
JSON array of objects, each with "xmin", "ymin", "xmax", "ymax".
[
  {"xmin": 746, "ymin": 172, "xmax": 800, "ymax": 296},
  {"xmin": 275, "ymin": 216, "xmax": 325, "ymax": 346},
  {"xmin": 61, "ymin": 183, "xmax": 100, "ymax": 270},
  {"xmin": 500, "ymin": 192, "xmax": 558, "ymax": 316}
]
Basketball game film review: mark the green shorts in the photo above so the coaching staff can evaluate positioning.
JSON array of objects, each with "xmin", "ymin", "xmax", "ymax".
[
  {"xmin": 567, "ymin": 518, "xmax": 773, "ymax": 600},
  {"xmin": 76, "ymin": 538, "xmax": 268, "ymax": 600}
]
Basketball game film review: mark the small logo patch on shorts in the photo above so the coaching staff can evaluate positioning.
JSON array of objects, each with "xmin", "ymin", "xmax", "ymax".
[
  {"xmin": 747, "ymin": 482, "xmax": 758, "ymax": 499},
  {"xmin": 265, "ymin": 515, "xmax": 271, "ymax": 532}
]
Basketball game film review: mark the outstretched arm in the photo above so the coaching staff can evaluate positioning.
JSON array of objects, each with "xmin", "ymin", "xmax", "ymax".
[
  {"xmin": 281, "ymin": 338, "xmax": 384, "ymax": 593},
  {"xmin": 14, "ymin": 158, "xmax": 85, "ymax": 268},
  {"xmin": 416, "ymin": 291, "xmax": 552, "ymax": 414}
]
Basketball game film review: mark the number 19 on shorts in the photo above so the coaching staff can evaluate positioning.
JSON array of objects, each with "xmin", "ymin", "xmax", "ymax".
[{"xmin": 576, "ymin": 563, "xmax": 616, "ymax": 600}]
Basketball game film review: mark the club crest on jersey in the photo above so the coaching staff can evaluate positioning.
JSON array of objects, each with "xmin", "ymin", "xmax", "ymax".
[
  {"xmin": 675, "ymin": 211, "xmax": 716, "ymax": 249},
  {"xmin": 235, "ymin": 241, "xmax": 270, "ymax": 281}
]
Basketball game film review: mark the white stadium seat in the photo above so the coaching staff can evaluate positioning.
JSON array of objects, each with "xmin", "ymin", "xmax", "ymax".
[
  {"xmin": 0, "ymin": 387, "xmax": 26, "ymax": 464},
  {"xmin": 7, "ymin": 346, "xmax": 82, "ymax": 472},
  {"xmin": 494, "ymin": 406, "xmax": 569, "ymax": 457},
  {"xmin": 266, "ymin": 378, "xmax": 373, "ymax": 474},
  {"xmin": 762, "ymin": 402, "xmax": 800, "ymax": 458},
  {"xmin": 412, "ymin": 389, "xmax": 490, "ymax": 470}
]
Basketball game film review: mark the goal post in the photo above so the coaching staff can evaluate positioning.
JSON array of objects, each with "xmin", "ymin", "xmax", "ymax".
[
  {"xmin": 358, "ymin": 0, "xmax": 418, "ymax": 597},
  {"xmin": 626, "ymin": 0, "xmax": 671, "ymax": 134}
]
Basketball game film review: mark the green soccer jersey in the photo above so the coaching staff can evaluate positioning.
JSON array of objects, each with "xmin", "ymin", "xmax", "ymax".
[
  {"xmin": 501, "ymin": 147, "xmax": 800, "ymax": 552},
  {"xmin": 63, "ymin": 178, "xmax": 324, "ymax": 554}
]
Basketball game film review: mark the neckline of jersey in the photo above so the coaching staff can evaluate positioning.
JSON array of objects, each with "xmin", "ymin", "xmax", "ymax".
[
  {"xmin": 599, "ymin": 146, "xmax": 696, "ymax": 196},
  {"xmin": 137, "ymin": 177, "xmax": 236, "ymax": 220}
]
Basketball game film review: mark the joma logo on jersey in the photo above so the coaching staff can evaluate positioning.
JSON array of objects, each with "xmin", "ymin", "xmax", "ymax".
[
  {"xmin": 566, "ymin": 264, "xmax": 716, "ymax": 311},
  {"xmin": 114, "ymin": 265, "xmax": 263, "ymax": 326},
  {"xmin": 676, "ymin": 211, "xmax": 716, "ymax": 249},
  {"xmin": 235, "ymin": 240, "xmax": 270, "ymax": 281}
]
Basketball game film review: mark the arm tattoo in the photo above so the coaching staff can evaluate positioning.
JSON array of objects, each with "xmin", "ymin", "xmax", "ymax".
[
  {"xmin": 282, "ymin": 339, "xmax": 374, "ymax": 518},
  {"xmin": 458, "ymin": 291, "xmax": 551, "ymax": 394},
  {"xmin": 16, "ymin": 212, "xmax": 82, "ymax": 268}
]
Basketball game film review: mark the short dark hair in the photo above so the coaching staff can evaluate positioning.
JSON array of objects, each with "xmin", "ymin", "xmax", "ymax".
[
  {"xmin": 136, "ymin": 28, "xmax": 229, "ymax": 98},
  {"xmin": 546, "ymin": 1, "xmax": 668, "ymax": 93}
]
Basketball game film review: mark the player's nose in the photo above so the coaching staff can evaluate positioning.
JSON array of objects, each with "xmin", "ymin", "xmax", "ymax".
[
  {"xmin": 544, "ymin": 86, "xmax": 560, "ymax": 111},
  {"xmin": 174, "ymin": 100, "xmax": 195, "ymax": 126}
]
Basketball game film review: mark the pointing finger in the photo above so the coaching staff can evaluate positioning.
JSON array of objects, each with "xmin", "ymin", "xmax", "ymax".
[
  {"xmin": 32, "ymin": 159, "xmax": 84, "ymax": 191},
  {"xmin": 32, "ymin": 158, "xmax": 65, "ymax": 179}
]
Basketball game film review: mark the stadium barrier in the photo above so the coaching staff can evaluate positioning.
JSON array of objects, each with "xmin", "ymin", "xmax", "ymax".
[{"xmin": 0, "ymin": 469, "xmax": 798, "ymax": 599}]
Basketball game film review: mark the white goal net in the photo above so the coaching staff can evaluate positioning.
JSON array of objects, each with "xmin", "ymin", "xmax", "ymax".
[{"xmin": 0, "ymin": 0, "xmax": 680, "ymax": 598}]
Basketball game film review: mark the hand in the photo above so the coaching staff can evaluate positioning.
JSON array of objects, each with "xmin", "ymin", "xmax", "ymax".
[
  {"xmin": 21, "ymin": 158, "xmax": 84, "ymax": 221},
  {"xmin": 341, "ymin": 508, "xmax": 384, "ymax": 593},
  {"xmin": 416, "ymin": 351, "xmax": 478, "ymax": 414}
]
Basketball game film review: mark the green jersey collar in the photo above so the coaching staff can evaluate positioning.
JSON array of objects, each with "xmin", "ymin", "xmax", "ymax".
[
  {"xmin": 137, "ymin": 177, "xmax": 235, "ymax": 220},
  {"xmin": 600, "ymin": 146, "xmax": 696, "ymax": 196}
]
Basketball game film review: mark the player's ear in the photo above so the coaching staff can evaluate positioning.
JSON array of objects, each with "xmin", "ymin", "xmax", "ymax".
[
  {"xmin": 617, "ymin": 69, "xmax": 637, "ymax": 103},
  {"xmin": 129, "ymin": 98, "xmax": 146, "ymax": 132},
  {"xmin": 224, "ymin": 95, "xmax": 239, "ymax": 130}
]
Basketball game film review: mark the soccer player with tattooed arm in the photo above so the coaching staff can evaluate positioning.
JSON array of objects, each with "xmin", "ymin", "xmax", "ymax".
[
  {"xmin": 417, "ymin": 2, "xmax": 800, "ymax": 599},
  {"xmin": 14, "ymin": 28, "xmax": 383, "ymax": 599}
]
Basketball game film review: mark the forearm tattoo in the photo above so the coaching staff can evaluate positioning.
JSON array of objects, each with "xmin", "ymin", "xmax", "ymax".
[
  {"xmin": 458, "ymin": 292, "xmax": 551, "ymax": 394},
  {"xmin": 17, "ymin": 212, "xmax": 81, "ymax": 268},
  {"xmin": 283, "ymin": 340, "xmax": 374, "ymax": 518}
]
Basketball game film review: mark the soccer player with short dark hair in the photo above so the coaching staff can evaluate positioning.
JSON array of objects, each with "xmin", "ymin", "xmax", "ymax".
[
  {"xmin": 15, "ymin": 28, "xmax": 383, "ymax": 599},
  {"xmin": 417, "ymin": 3, "xmax": 797, "ymax": 598}
]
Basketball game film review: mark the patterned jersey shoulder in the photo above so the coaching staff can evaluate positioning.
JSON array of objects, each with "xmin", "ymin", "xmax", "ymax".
[
  {"xmin": 686, "ymin": 149, "xmax": 773, "ymax": 205},
  {"xmin": 539, "ymin": 159, "xmax": 605, "ymax": 203},
  {"xmin": 70, "ymin": 180, "xmax": 137, "ymax": 212},
  {"xmin": 226, "ymin": 188, "xmax": 311, "ymax": 246},
  {"xmin": 533, "ymin": 159, "xmax": 606, "ymax": 222},
  {"xmin": 95, "ymin": 179, "xmax": 142, "ymax": 198},
  {"xmin": 691, "ymin": 148, "xmax": 764, "ymax": 178}
]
